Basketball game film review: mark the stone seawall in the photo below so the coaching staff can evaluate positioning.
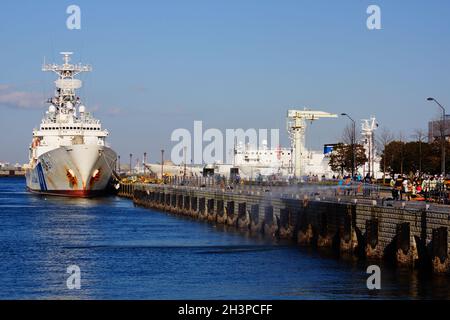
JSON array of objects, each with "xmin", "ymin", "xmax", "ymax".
[{"xmin": 119, "ymin": 183, "xmax": 450, "ymax": 274}]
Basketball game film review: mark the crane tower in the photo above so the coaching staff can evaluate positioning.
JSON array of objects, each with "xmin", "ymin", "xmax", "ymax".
[{"xmin": 287, "ymin": 109, "xmax": 338, "ymax": 178}]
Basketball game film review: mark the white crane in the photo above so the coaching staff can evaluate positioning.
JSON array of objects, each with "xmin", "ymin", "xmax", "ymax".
[{"xmin": 287, "ymin": 109, "xmax": 338, "ymax": 178}]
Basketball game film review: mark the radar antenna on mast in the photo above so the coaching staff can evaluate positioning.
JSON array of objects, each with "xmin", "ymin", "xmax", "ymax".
[
  {"xmin": 361, "ymin": 117, "xmax": 378, "ymax": 177},
  {"xmin": 42, "ymin": 52, "xmax": 92, "ymax": 109},
  {"xmin": 42, "ymin": 52, "xmax": 92, "ymax": 76}
]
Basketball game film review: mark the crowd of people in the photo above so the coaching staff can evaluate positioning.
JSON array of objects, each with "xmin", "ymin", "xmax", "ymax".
[{"xmin": 390, "ymin": 174, "xmax": 448, "ymax": 202}]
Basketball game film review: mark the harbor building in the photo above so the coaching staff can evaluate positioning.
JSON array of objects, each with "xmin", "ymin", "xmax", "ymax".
[{"xmin": 428, "ymin": 115, "xmax": 450, "ymax": 142}]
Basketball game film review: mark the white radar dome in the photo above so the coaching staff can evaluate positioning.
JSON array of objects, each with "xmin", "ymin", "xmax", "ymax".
[
  {"xmin": 48, "ymin": 105, "xmax": 56, "ymax": 113},
  {"xmin": 79, "ymin": 105, "xmax": 86, "ymax": 113},
  {"xmin": 66, "ymin": 102, "xmax": 73, "ymax": 110}
]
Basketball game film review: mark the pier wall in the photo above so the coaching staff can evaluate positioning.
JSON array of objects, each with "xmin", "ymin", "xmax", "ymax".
[{"xmin": 119, "ymin": 183, "xmax": 450, "ymax": 273}]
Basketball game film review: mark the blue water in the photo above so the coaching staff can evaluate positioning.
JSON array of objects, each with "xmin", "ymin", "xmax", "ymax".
[{"xmin": 0, "ymin": 177, "xmax": 449, "ymax": 300}]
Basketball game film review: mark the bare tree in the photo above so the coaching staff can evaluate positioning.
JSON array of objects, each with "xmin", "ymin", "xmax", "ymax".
[
  {"xmin": 342, "ymin": 124, "xmax": 357, "ymax": 145},
  {"xmin": 377, "ymin": 128, "xmax": 394, "ymax": 183},
  {"xmin": 341, "ymin": 124, "xmax": 359, "ymax": 177},
  {"xmin": 412, "ymin": 129, "xmax": 426, "ymax": 174}
]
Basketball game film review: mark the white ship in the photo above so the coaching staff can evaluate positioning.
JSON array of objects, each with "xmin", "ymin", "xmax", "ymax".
[{"xmin": 26, "ymin": 52, "xmax": 117, "ymax": 197}]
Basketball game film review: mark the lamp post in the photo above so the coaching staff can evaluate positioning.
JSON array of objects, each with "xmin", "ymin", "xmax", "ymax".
[
  {"xmin": 129, "ymin": 153, "xmax": 133, "ymax": 176},
  {"xmin": 341, "ymin": 113, "xmax": 357, "ymax": 179},
  {"xmin": 183, "ymin": 146, "xmax": 187, "ymax": 178},
  {"xmin": 427, "ymin": 97, "xmax": 446, "ymax": 177},
  {"xmin": 118, "ymin": 155, "xmax": 121, "ymax": 173},
  {"xmin": 143, "ymin": 152, "xmax": 147, "ymax": 176},
  {"xmin": 161, "ymin": 149, "xmax": 165, "ymax": 180}
]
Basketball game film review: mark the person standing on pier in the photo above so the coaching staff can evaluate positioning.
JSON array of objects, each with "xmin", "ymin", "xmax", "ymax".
[{"xmin": 394, "ymin": 176, "xmax": 403, "ymax": 200}]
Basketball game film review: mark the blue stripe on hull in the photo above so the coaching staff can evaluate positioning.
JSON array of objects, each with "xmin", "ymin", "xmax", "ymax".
[{"xmin": 36, "ymin": 163, "xmax": 47, "ymax": 191}]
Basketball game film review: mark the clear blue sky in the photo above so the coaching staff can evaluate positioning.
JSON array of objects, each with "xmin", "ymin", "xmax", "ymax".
[{"xmin": 1, "ymin": 0, "xmax": 449, "ymax": 164}]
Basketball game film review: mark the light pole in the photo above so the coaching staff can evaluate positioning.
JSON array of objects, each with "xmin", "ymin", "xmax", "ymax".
[
  {"xmin": 341, "ymin": 113, "xmax": 357, "ymax": 179},
  {"xmin": 183, "ymin": 146, "xmax": 187, "ymax": 178},
  {"xmin": 427, "ymin": 97, "xmax": 446, "ymax": 177},
  {"xmin": 118, "ymin": 155, "xmax": 121, "ymax": 173},
  {"xmin": 129, "ymin": 153, "xmax": 133, "ymax": 176},
  {"xmin": 143, "ymin": 152, "xmax": 147, "ymax": 176},
  {"xmin": 161, "ymin": 149, "xmax": 165, "ymax": 180}
]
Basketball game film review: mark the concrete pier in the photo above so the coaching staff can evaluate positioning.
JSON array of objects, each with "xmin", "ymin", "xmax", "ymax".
[{"xmin": 123, "ymin": 182, "xmax": 450, "ymax": 274}]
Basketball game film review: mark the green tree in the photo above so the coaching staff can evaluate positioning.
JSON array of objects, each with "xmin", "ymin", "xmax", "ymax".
[
  {"xmin": 380, "ymin": 139, "xmax": 450, "ymax": 175},
  {"xmin": 329, "ymin": 143, "xmax": 368, "ymax": 176}
]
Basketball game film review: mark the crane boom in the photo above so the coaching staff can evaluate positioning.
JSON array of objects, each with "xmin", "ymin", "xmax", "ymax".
[{"xmin": 287, "ymin": 109, "xmax": 338, "ymax": 178}]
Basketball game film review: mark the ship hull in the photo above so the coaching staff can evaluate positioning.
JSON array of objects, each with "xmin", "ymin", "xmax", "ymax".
[{"xmin": 26, "ymin": 145, "xmax": 117, "ymax": 198}]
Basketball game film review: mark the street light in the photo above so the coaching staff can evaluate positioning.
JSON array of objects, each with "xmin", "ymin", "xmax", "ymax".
[
  {"xmin": 129, "ymin": 153, "xmax": 133, "ymax": 176},
  {"xmin": 143, "ymin": 152, "xmax": 147, "ymax": 176},
  {"xmin": 161, "ymin": 149, "xmax": 165, "ymax": 180},
  {"xmin": 427, "ymin": 97, "xmax": 446, "ymax": 177},
  {"xmin": 341, "ymin": 113, "xmax": 357, "ymax": 179}
]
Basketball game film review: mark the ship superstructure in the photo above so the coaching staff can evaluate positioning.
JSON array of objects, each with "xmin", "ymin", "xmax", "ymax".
[{"xmin": 26, "ymin": 52, "xmax": 117, "ymax": 197}]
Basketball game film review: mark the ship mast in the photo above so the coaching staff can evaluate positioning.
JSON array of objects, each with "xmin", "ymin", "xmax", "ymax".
[{"xmin": 42, "ymin": 52, "xmax": 92, "ymax": 110}]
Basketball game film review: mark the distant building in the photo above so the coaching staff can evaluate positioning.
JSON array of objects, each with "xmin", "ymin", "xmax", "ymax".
[{"xmin": 428, "ymin": 115, "xmax": 450, "ymax": 142}]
